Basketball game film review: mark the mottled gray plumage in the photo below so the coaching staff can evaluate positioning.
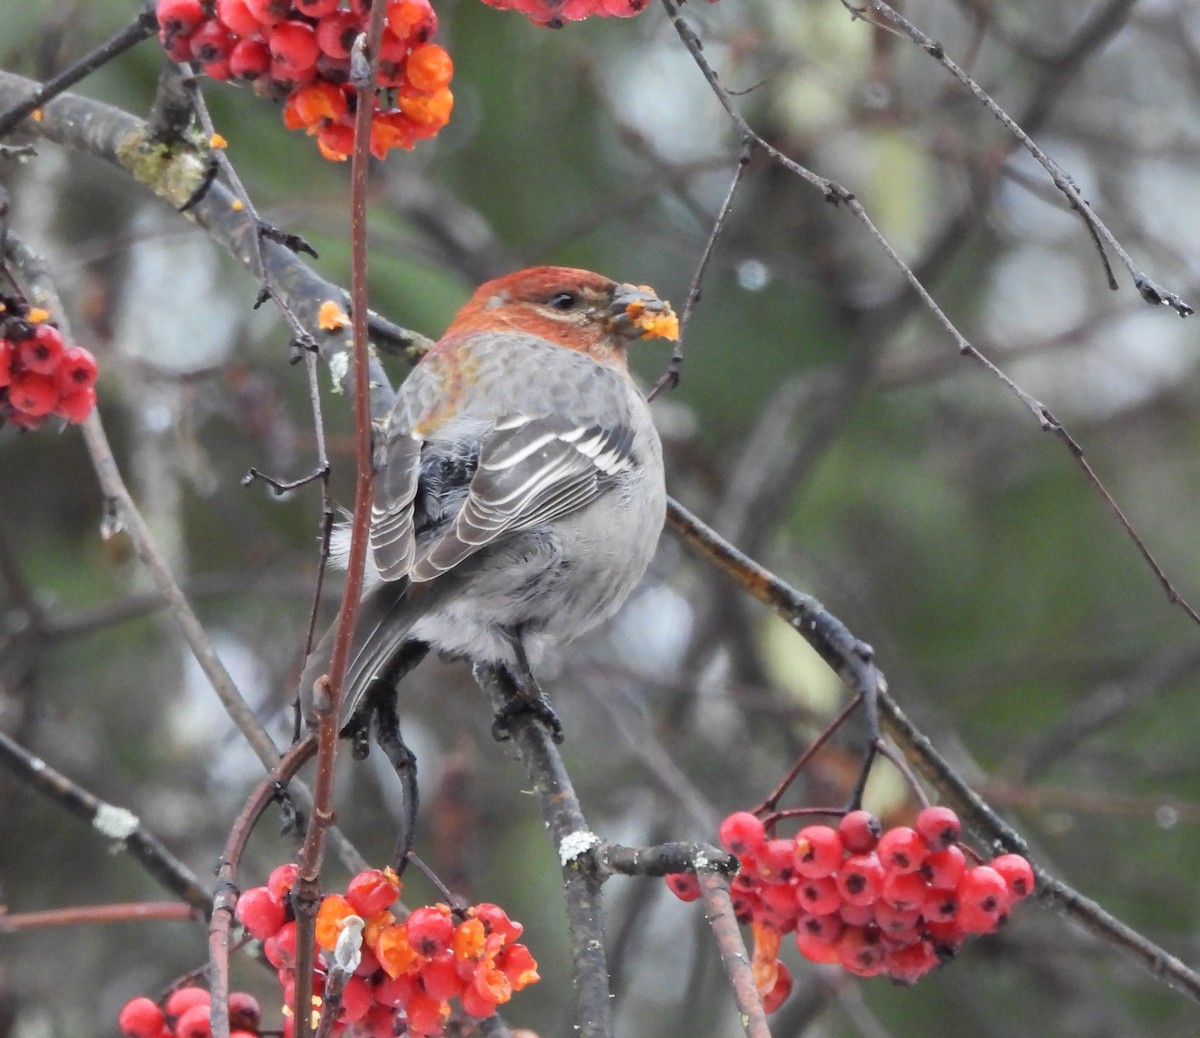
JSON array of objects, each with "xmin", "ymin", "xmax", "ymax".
[{"xmin": 300, "ymin": 268, "xmax": 669, "ymax": 732}]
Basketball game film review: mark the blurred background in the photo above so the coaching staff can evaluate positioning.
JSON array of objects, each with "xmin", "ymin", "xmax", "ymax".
[{"xmin": 2, "ymin": 0, "xmax": 1200, "ymax": 1035}]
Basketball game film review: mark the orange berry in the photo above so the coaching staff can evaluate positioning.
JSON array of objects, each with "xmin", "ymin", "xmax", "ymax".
[
  {"xmin": 314, "ymin": 893, "xmax": 355, "ymax": 950},
  {"xmin": 398, "ymin": 85, "xmax": 453, "ymax": 129},
  {"xmin": 406, "ymin": 44, "xmax": 453, "ymax": 92}
]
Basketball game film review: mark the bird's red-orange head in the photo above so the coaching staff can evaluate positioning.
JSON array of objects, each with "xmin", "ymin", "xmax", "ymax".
[{"xmin": 440, "ymin": 266, "xmax": 678, "ymax": 373}]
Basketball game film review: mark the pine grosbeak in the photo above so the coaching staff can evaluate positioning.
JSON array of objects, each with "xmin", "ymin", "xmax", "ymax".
[{"xmin": 302, "ymin": 266, "xmax": 676, "ymax": 738}]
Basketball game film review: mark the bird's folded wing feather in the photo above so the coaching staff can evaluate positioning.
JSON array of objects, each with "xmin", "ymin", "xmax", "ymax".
[
  {"xmin": 370, "ymin": 432, "xmax": 423, "ymax": 581},
  {"xmin": 410, "ymin": 413, "xmax": 635, "ymax": 581}
]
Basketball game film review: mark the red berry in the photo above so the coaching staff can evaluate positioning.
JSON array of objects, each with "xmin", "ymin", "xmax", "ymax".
[
  {"xmin": 921, "ymin": 844, "xmax": 967, "ymax": 889},
  {"xmin": 472, "ymin": 902, "xmax": 522, "ymax": 941},
  {"xmin": 346, "ymin": 867, "xmax": 400, "ymax": 916},
  {"xmin": 796, "ymin": 911, "xmax": 843, "ymax": 944},
  {"xmin": 267, "ymin": 862, "xmax": 300, "ymax": 903},
  {"xmin": 8, "ymin": 372, "xmax": 58, "ymax": 416},
  {"xmin": 407, "ymin": 989, "xmax": 451, "ymax": 1032},
  {"xmin": 795, "ymin": 875, "xmax": 841, "ymax": 916},
  {"xmin": 884, "ymin": 939, "xmax": 940, "ymax": 985},
  {"xmin": 956, "ymin": 865, "xmax": 1009, "ymax": 933},
  {"xmin": 227, "ymin": 992, "xmax": 260, "ymax": 1032},
  {"xmin": 419, "ymin": 950, "xmax": 465, "ymax": 999},
  {"xmin": 57, "ymin": 346, "xmax": 98, "ymax": 390},
  {"xmin": 990, "ymin": 853, "xmax": 1035, "ymax": 901},
  {"xmin": 836, "ymin": 852, "xmax": 885, "ymax": 906},
  {"xmin": 55, "ymin": 386, "xmax": 96, "ymax": 423},
  {"xmin": 922, "ymin": 885, "xmax": 958, "ymax": 923},
  {"xmin": 165, "ymin": 987, "xmax": 210, "ymax": 1019},
  {"xmin": 315, "ymin": 11, "xmax": 359, "ymax": 59},
  {"xmin": 338, "ymin": 975, "xmax": 374, "ymax": 1025},
  {"xmin": 236, "ymin": 885, "xmax": 286, "ymax": 940},
  {"xmin": 793, "ymin": 825, "xmax": 843, "ymax": 878},
  {"xmin": 497, "ymin": 942, "xmax": 539, "ymax": 991},
  {"xmin": 718, "ymin": 811, "xmax": 767, "ymax": 857},
  {"xmin": 880, "ymin": 869, "xmax": 927, "ymax": 912},
  {"xmin": 270, "ymin": 19, "xmax": 320, "ymax": 75},
  {"xmin": 229, "ymin": 37, "xmax": 271, "ymax": 79},
  {"xmin": 666, "ymin": 872, "xmax": 702, "ymax": 902},
  {"xmin": 838, "ymin": 810, "xmax": 881, "ymax": 853},
  {"xmin": 835, "ymin": 924, "xmax": 886, "ymax": 977},
  {"xmin": 215, "ymin": 0, "xmax": 262, "ymax": 35},
  {"xmin": 118, "ymin": 997, "xmax": 166, "ymax": 1038},
  {"xmin": 925, "ymin": 918, "xmax": 966, "ymax": 957},
  {"xmin": 873, "ymin": 899, "xmax": 921, "ymax": 939},
  {"xmin": 406, "ymin": 905, "xmax": 454, "ymax": 956},
  {"xmin": 374, "ymin": 972, "xmax": 418, "ymax": 1008},
  {"xmin": 876, "ymin": 826, "xmax": 927, "ymax": 874},
  {"xmin": 838, "ymin": 900, "xmax": 874, "ymax": 927},
  {"xmin": 20, "ymin": 324, "xmax": 64, "ymax": 374},
  {"xmin": 796, "ymin": 929, "xmax": 840, "ymax": 964},
  {"xmin": 175, "ymin": 1003, "xmax": 212, "ymax": 1038},
  {"xmin": 157, "ymin": 0, "xmax": 206, "ymax": 35},
  {"xmin": 730, "ymin": 888, "xmax": 761, "ymax": 924},
  {"xmin": 243, "ymin": 0, "xmax": 290, "ymax": 25},
  {"xmin": 761, "ymin": 960, "xmax": 792, "ymax": 1013},
  {"xmin": 915, "ymin": 805, "xmax": 962, "ymax": 851},
  {"xmin": 191, "ymin": 19, "xmax": 234, "ymax": 63},
  {"xmin": 264, "ymin": 919, "xmax": 298, "ymax": 968},
  {"xmin": 758, "ymin": 880, "xmax": 800, "ymax": 929},
  {"xmin": 755, "ymin": 838, "xmax": 795, "ymax": 882}
]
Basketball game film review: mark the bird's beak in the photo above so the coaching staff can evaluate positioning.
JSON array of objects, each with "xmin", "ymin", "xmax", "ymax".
[{"xmin": 609, "ymin": 283, "xmax": 679, "ymax": 342}]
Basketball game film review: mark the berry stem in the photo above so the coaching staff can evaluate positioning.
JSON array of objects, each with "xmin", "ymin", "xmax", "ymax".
[{"xmin": 752, "ymin": 692, "xmax": 863, "ymax": 816}]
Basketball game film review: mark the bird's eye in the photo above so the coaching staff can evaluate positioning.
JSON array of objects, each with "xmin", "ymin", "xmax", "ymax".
[{"xmin": 548, "ymin": 291, "xmax": 579, "ymax": 311}]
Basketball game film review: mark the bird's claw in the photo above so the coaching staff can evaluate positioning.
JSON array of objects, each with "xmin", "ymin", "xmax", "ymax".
[{"xmin": 491, "ymin": 689, "xmax": 565, "ymax": 744}]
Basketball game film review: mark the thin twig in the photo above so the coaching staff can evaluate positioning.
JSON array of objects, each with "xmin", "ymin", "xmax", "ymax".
[
  {"xmin": 860, "ymin": 0, "xmax": 1192, "ymax": 317},
  {"xmin": 660, "ymin": 0, "xmax": 1200, "ymax": 629},
  {"xmin": 648, "ymin": 142, "xmax": 754, "ymax": 400},
  {"xmin": 0, "ymin": 730, "xmax": 211, "ymax": 913},
  {"xmin": 4, "ymin": 231, "xmax": 366, "ymax": 870},
  {"xmin": 209, "ymin": 737, "xmax": 318, "ymax": 1038},
  {"xmin": 665, "ymin": 497, "xmax": 1200, "ymax": 1002},
  {"xmin": 0, "ymin": 4, "xmax": 158, "ymax": 138},
  {"xmin": 293, "ymin": 10, "xmax": 389, "ymax": 1038},
  {"xmin": 0, "ymin": 902, "xmax": 198, "ymax": 931}
]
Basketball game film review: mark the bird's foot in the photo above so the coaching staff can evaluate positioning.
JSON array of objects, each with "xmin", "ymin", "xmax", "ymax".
[{"xmin": 491, "ymin": 685, "xmax": 565, "ymax": 744}]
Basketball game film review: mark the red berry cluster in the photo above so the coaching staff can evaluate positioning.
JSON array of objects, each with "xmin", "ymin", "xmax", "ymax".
[
  {"xmin": 667, "ymin": 806, "xmax": 1034, "ymax": 1003},
  {"xmin": 0, "ymin": 303, "xmax": 97, "ymax": 430},
  {"xmin": 118, "ymin": 986, "xmax": 261, "ymax": 1038},
  {"xmin": 477, "ymin": 0, "xmax": 649, "ymax": 29},
  {"xmin": 234, "ymin": 864, "xmax": 540, "ymax": 1037},
  {"xmin": 154, "ymin": 0, "xmax": 454, "ymax": 160}
]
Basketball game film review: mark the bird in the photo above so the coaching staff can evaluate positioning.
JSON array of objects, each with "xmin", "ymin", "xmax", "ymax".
[{"xmin": 300, "ymin": 265, "xmax": 677, "ymax": 748}]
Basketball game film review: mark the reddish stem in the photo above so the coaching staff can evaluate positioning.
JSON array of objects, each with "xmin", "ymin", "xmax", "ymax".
[{"xmin": 0, "ymin": 902, "xmax": 197, "ymax": 930}]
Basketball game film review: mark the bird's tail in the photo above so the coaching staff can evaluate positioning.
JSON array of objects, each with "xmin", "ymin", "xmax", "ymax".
[{"xmin": 298, "ymin": 578, "xmax": 427, "ymax": 732}]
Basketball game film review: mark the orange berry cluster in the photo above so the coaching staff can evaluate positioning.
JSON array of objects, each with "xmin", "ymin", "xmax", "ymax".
[
  {"xmin": 155, "ymin": 0, "xmax": 453, "ymax": 160},
  {"xmin": 478, "ymin": 0, "xmax": 649, "ymax": 28},
  {"xmin": 0, "ymin": 302, "xmax": 97, "ymax": 430},
  {"xmin": 236, "ymin": 864, "xmax": 540, "ymax": 1037},
  {"xmin": 667, "ymin": 807, "xmax": 1035, "ymax": 1005},
  {"xmin": 118, "ymin": 986, "xmax": 261, "ymax": 1038}
]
